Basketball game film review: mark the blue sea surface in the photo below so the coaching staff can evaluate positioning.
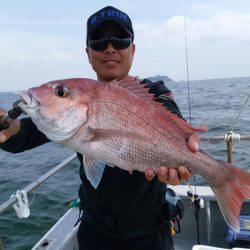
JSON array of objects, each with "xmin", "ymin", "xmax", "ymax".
[{"xmin": 0, "ymin": 76, "xmax": 250, "ymax": 249}]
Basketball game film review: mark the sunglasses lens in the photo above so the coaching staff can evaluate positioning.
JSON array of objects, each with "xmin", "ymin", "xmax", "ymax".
[
  {"xmin": 89, "ymin": 37, "xmax": 132, "ymax": 51},
  {"xmin": 111, "ymin": 37, "xmax": 132, "ymax": 50},
  {"xmin": 89, "ymin": 39, "xmax": 109, "ymax": 51}
]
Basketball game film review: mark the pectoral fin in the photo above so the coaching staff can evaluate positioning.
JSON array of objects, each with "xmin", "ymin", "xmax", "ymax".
[{"xmin": 83, "ymin": 155, "xmax": 106, "ymax": 189}]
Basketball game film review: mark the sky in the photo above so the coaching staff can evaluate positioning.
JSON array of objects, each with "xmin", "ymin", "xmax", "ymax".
[{"xmin": 0, "ymin": 0, "xmax": 250, "ymax": 91}]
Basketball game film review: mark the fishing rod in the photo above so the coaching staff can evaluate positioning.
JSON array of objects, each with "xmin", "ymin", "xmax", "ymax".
[
  {"xmin": 0, "ymin": 100, "xmax": 23, "ymax": 131},
  {"xmin": 184, "ymin": 14, "xmax": 199, "ymax": 194},
  {"xmin": 183, "ymin": 14, "xmax": 204, "ymax": 245}
]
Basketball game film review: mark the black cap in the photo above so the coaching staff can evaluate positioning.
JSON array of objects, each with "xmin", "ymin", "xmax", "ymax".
[{"xmin": 86, "ymin": 6, "xmax": 134, "ymax": 44}]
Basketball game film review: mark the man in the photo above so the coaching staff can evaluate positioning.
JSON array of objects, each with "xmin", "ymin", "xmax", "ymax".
[{"xmin": 0, "ymin": 6, "xmax": 194, "ymax": 250}]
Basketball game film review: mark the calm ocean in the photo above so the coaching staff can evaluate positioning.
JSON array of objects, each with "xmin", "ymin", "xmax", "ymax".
[{"xmin": 0, "ymin": 76, "xmax": 250, "ymax": 249}]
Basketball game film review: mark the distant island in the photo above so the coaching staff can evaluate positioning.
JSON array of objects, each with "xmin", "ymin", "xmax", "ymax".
[{"xmin": 145, "ymin": 75, "xmax": 175, "ymax": 83}]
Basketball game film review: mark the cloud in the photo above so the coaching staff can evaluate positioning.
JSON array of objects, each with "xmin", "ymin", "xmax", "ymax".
[
  {"xmin": 134, "ymin": 10, "xmax": 250, "ymax": 48},
  {"xmin": 191, "ymin": 2, "xmax": 220, "ymax": 17},
  {"xmin": 0, "ymin": 29, "xmax": 91, "ymax": 91},
  {"xmin": 1, "ymin": 3, "xmax": 250, "ymax": 91},
  {"xmin": 132, "ymin": 9, "xmax": 250, "ymax": 81},
  {"xmin": 0, "ymin": 35, "xmax": 75, "ymax": 64}
]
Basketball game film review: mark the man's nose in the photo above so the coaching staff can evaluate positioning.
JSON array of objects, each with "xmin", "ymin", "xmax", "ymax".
[{"xmin": 104, "ymin": 42, "xmax": 117, "ymax": 54}]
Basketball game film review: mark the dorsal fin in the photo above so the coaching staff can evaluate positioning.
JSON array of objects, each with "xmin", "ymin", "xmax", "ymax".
[
  {"xmin": 111, "ymin": 76, "xmax": 207, "ymax": 137},
  {"xmin": 110, "ymin": 76, "xmax": 163, "ymax": 108}
]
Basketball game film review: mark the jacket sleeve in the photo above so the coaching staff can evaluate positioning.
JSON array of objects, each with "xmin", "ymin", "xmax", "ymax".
[
  {"xmin": 141, "ymin": 79, "xmax": 184, "ymax": 119},
  {"xmin": 0, "ymin": 118, "xmax": 50, "ymax": 153}
]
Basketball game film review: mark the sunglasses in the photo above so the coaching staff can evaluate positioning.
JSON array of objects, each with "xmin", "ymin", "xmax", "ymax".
[{"xmin": 88, "ymin": 37, "xmax": 133, "ymax": 51}]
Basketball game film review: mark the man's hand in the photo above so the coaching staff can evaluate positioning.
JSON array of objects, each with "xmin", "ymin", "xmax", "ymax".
[
  {"xmin": 145, "ymin": 166, "xmax": 191, "ymax": 185},
  {"xmin": 0, "ymin": 109, "xmax": 20, "ymax": 143},
  {"xmin": 145, "ymin": 136, "xmax": 199, "ymax": 184}
]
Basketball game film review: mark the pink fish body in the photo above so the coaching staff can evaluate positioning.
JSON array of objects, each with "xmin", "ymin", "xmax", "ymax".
[{"xmin": 18, "ymin": 77, "xmax": 250, "ymax": 231}]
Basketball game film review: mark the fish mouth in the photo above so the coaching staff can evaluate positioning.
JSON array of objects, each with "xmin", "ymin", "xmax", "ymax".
[{"xmin": 16, "ymin": 91, "xmax": 40, "ymax": 111}]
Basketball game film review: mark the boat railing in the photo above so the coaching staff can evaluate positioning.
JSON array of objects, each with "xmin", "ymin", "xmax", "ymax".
[
  {"xmin": 0, "ymin": 131, "xmax": 249, "ymax": 214},
  {"xmin": 0, "ymin": 153, "xmax": 77, "ymax": 214},
  {"xmin": 200, "ymin": 132, "xmax": 248, "ymax": 164}
]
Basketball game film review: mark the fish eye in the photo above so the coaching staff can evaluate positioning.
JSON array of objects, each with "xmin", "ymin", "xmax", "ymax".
[{"xmin": 55, "ymin": 86, "xmax": 69, "ymax": 98}]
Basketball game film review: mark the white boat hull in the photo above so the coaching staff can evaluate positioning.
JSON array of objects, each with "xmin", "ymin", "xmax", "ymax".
[
  {"xmin": 32, "ymin": 207, "xmax": 80, "ymax": 250},
  {"xmin": 33, "ymin": 185, "xmax": 250, "ymax": 250}
]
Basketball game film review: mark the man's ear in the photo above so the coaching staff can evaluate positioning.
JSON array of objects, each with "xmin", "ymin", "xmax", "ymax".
[
  {"xmin": 131, "ymin": 43, "xmax": 136, "ymax": 59},
  {"xmin": 86, "ymin": 47, "xmax": 91, "ymax": 63}
]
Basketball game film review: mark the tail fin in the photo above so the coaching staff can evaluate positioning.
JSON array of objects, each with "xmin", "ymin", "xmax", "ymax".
[{"xmin": 211, "ymin": 162, "xmax": 250, "ymax": 231}]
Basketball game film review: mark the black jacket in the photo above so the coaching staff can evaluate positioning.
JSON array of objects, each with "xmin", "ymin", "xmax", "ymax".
[{"xmin": 0, "ymin": 79, "xmax": 183, "ymax": 238}]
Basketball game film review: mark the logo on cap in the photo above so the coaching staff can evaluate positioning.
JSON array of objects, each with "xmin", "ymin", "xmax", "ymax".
[{"xmin": 89, "ymin": 9, "xmax": 129, "ymax": 25}]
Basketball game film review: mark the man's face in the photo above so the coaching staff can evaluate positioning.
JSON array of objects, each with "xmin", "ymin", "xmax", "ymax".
[{"xmin": 86, "ymin": 22, "xmax": 135, "ymax": 82}]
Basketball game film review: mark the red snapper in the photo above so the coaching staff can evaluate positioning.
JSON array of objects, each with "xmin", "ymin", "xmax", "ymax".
[{"xmin": 18, "ymin": 77, "xmax": 250, "ymax": 231}]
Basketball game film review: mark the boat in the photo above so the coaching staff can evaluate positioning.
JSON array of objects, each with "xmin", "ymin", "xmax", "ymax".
[{"xmin": 30, "ymin": 184, "xmax": 250, "ymax": 250}]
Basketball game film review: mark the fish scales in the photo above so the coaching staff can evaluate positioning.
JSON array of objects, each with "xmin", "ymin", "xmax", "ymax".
[
  {"xmin": 88, "ymin": 91, "xmax": 181, "ymax": 170},
  {"xmin": 83, "ymin": 83, "xmax": 220, "ymax": 179}
]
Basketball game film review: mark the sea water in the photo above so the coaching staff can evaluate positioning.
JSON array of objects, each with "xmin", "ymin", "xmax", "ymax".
[{"xmin": 0, "ymin": 76, "xmax": 250, "ymax": 249}]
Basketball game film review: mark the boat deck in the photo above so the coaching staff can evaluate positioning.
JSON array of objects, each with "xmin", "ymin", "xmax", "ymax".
[{"xmin": 32, "ymin": 185, "xmax": 250, "ymax": 250}]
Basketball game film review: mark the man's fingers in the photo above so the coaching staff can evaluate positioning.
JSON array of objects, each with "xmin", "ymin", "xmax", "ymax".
[
  {"xmin": 145, "ymin": 168, "xmax": 156, "ymax": 181},
  {"xmin": 145, "ymin": 166, "xmax": 191, "ymax": 184},
  {"xmin": 158, "ymin": 166, "xmax": 168, "ymax": 183},
  {"xmin": 0, "ymin": 130, "xmax": 12, "ymax": 143},
  {"xmin": 0, "ymin": 133, "xmax": 7, "ymax": 143},
  {"xmin": 0, "ymin": 110, "xmax": 20, "ymax": 143},
  {"xmin": 0, "ymin": 109, "xmax": 6, "ymax": 116},
  {"xmin": 167, "ymin": 168, "xmax": 180, "ymax": 185},
  {"xmin": 178, "ymin": 166, "xmax": 191, "ymax": 181}
]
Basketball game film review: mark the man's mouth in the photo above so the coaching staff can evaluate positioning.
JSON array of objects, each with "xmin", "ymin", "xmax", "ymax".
[{"xmin": 102, "ymin": 59, "xmax": 120, "ymax": 65}]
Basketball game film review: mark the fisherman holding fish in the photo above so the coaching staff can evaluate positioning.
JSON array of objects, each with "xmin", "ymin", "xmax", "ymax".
[
  {"xmin": 0, "ymin": 6, "xmax": 191, "ymax": 249},
  {"xmin": 1, "ymin": 6, "xmax": 237, "ymax": 250}
]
